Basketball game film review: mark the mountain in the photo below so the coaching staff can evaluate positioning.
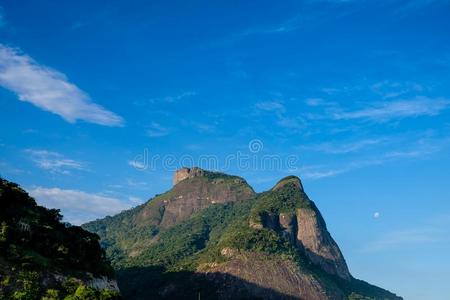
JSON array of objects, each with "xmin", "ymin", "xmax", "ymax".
[
  {"xmin": 84, "ymin": 168, "xmax": 402, "ymax": 300},
  {"xmin": 0, "ymin": 178, "xmax": 121, "ymax": 299},
  {"xmin": 84, "ymin": 168, "xmax": 255, "ymax": 263}
]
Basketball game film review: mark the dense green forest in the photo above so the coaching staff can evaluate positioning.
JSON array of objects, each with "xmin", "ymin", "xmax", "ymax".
[{"xmin": 0, "ymin": 178, "xmax": 121, "ymax": 300}]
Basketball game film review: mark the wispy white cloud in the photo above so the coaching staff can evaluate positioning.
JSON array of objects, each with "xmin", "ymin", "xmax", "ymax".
[
  {"xmin": 301, "ymin": 168, "xmax": 348, "ymax": 179},
  {"xmin": 255, "ymin": 100, "xmax": 305, "ymax": 130},
  {"xmin": 126, "ymin": 178, "xmax": 148, "ymax": 188},
  {"xmin": 301, "ymin": 138, "xmax": 386, "ymax": 154},
  {"xmin": 300, "ymin": 158, "xmax": 383, "ymax": 180},
  {"xmin": 137, "ymin": 91, "xmax": 197, "ymax": 105},
  {"xmin": 321, "ymin": 87, "xmax": 341, "ymax": 94},
  {"xmin": 128, "ymin": 160, "xmax": 145, "ymax": 170},
  {"xmin": 255, "ymin": 100, "xmax": 285, "ymax": 112},
  {"xmin": 238, "ymin": 3, "xmax": 356, "ymax": 38},
  {"xmin": 299, "ymin": 138, "xmax": 443, "ymax": 179},
  {"xmin": 146, "ymin": 122, "xmax": 171, "ymax": 137},
  {"xmin": 240, "ymin": 16, "xmax": 302, "ymax": 36},
  {"xmin": 0, "ymin": 44, "xmax": 124, "ymax": 126},
  {"xmin": 180, "ymin": 118, "xmax": 218, "ymax": 134},
  {"xmin": 0, "ymin": 160, "xmax": 24, "ymax": 175},
  {"xmin": 192, "ymin": 122, "xmax": 216, "ymax": 133},
  {"xmin": 332, "ymin": 97, "xmax": 450, "ymax": 121},
  {"xmin": 25, "ymin": 149, "xmax": 85, "ymax": 174},
  {"xmin": 128, "ymin": 196, "xmax": 143, "ymax": 205},
  {"xmin": 29, "ymin": 187, "xmax": 132, "ymax": 225},
  {"xmin": 371, "ymin": 80, "xmax": 424, "ymax": 99},
  {"xmin": 384, "ymin": 148, "xmax": 436, "ymax": 158},
  {"xmin": 276, "ymin": 116, "xmax": 305, "ymax": 129},
  {"xmin": 305, "ymin": 98, "xmax": 326, "ymax": 107}
]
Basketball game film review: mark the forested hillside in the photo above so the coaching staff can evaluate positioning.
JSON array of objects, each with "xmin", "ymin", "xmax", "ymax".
[
  {"xmin": 85, "ymin": 168, "xmax": 402, "ymax": 300},
  {"xmin": 0, "ymin": 178, "xmax": 121, "ymax": 299}
]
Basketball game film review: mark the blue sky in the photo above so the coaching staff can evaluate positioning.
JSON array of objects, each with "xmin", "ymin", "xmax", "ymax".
[{"xmin": 1, "ymin": 0, "xmax": 450, "ymax": 298}]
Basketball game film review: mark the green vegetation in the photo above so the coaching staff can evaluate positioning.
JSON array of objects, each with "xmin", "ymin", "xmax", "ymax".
[
  {"xmin": 250, "ymin": 177, "xmax": 312, "ymax": 221},
  {"xmin": 84, "ymin": 172, "xmax": 401, "ymax": 299},
  {"xmin": 122, "ymin": 200, "xmax": 255, "ymax": 270},
  {"xmin": 82, "ymin": 171, "xmax": 255, "ymax": 267},
  {"xmin": 0, "ymin": 272, "xmax": 120, "ymax": 300},
  {"xmin": 0, "ymin": 178, "xmax": 120, "ymax": 299},
  {"xmin": 348, "ymin": 292, "xmax": 375, "ymax": 300}
]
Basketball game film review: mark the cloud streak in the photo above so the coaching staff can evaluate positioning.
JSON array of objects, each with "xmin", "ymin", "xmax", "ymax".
[
  {"xmin": 332, "ymin": 97, "xmax": 450, "ymax": 121},
  {"xmin": 255, "ymin": 101, "xmax": 285, "ymax": 112},
  {"xmin": 300, "ymin": 138, "xmax": 442, "ymax": 179},
  {"xmin": 255, "ymin": 100, "xmax": 305, "ymax": 130},
  {"xmin": 29, "ymin": 187, "xmax": 132, "ymax": 225},
  {"xmin": 0, "ymin": 44, "xmax": 124, "ymax": 126},
  {"xmin": 147, "ymin": 122, "xmax": 171, "ymax": 137},
  {"xmin": 25, "ymin": 149, "xmax": 85, "ymax": 174},
  {"xmin": 301, "ymin": 138, "xmax": 386, "ymax": 154}
]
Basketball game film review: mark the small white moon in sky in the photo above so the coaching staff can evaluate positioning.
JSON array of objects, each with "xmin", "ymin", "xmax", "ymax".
[{"xmin": 373, "ymin": 212, "xmax": 380, "ymax": 219}]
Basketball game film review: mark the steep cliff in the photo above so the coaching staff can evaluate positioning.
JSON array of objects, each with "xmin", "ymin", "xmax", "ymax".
[
  {"xmin": 84, "ymin": 168, "xmax": 402, "ymax": 300},
  {"xmin": 151, "ymin": 168, "xmax": 255, "ymax": 228},
  {"xmin": 249, "ymin": 176, "xmax": 350, "ymax": 280}
]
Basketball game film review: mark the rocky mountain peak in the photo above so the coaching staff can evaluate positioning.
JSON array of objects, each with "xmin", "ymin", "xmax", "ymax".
[
  {"xmin": 272, "ymin": 175, "xmax": 304, "ymax": 191},
  {"xmin": 250, "ymin": 176, "xmax": 351, "ymax": 281},
  {"xmin": 137, "ymin": 167, "xmax": 255, "ymax": 230},
  {"xmin": 173, "ymin": 167, "xmax": 205, "ymax": 186}
]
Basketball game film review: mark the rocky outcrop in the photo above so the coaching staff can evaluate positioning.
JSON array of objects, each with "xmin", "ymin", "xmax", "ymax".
[
  {"xmin": 198, "ymin": 251, "xmax": 342, "ymax": 300},
  {"xmin": 296, "ymin": 206, "xmax": 351, "ymax": 280},
  {"xmin": 160, "ymin": 170, "xmax": 255, "ymax": 227},
  {"xmin": 251, "ymin": 176, "xmax": 351, "ymax": 281},
  {"xmin": 52, "ymin": 273, "xmax": 120, "ymax": 293},
  {"xmin": 87, "ymin": 275, "xmax": 120, "ymax": 292},
  {"xmin": 279, "ymin": 212, "xmax": 298, "ymax": 245},
  {"xmin": 173, "ymin": 167, "xmax": 205, "ymax": 186},
  {"xmin": 139, "ymin": 167, "xmax": 256, "ymax": 229}
]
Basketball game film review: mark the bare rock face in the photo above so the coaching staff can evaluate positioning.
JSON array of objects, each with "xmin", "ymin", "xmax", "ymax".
[
  {"xmin": 139, "ymin": 167, "xmax": 256, "ymax": 229},
  {"xmin": 87, "ymin": 276, "xmax": 120, "ymax": 292},
  {"xmin": 161, "ymin": 170, "xmax": 254, "ymax": 227},
  {"xmin": 198, "ymin": 251, "xmax": 342, "ymax": 300},
  {"xmin": 279, "ymin": 213, "xmax": 298, "ymax": 245},
  {"xmin": 173, "ymin": 167, "xmax": 204, "ymax": 186},
  {"xmin": 252, "ymin": 176, "xmax": 351, "ymax": 281},
  {"xmin": 296, "ymin": 207, "xmax": 351, "ymax": 280}
]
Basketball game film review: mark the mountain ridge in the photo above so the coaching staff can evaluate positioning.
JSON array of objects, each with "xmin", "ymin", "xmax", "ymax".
[{"xmin": 83, "ymin": 168, "xmax": 402, "ymax": 300}]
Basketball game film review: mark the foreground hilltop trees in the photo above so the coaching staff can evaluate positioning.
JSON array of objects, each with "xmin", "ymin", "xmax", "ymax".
[
  {"xmin": 0, "ymin": 178, "xmax": 121, "ymax": 300},
  {"xmin": 84, "ymin": 168, "xmax": 403, "ymax": 300}
]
